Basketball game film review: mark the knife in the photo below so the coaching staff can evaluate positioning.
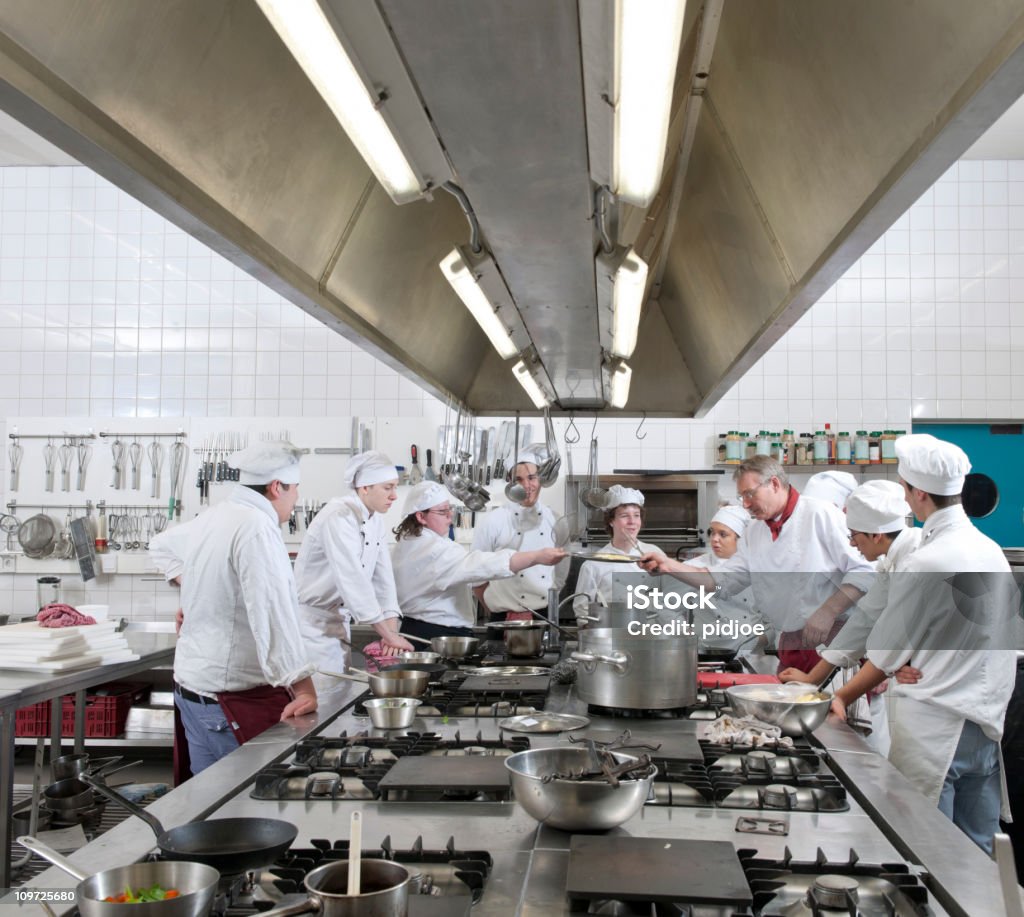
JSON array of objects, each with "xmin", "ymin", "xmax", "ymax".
[{"xmin": 409, "ymin": 445, "xmax": 423, "ymax": 484}]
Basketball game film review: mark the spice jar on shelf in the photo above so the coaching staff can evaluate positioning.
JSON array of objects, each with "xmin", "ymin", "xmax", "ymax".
[
  {"xmin": 869, "ymin": 431, "xmax": 882, "ymax": 464},
  {"xmin": 813, "ymin": 430, "xmax": 830, "ymax": 465},
  {"xmin": 781, "ymin": 430, "xmax": 795, "ymax": 464},
  {"xmin": 836, "ymin": 432, "xmax": 852, "ymax": 464},
  {"xmin": 755, "ymin": 431, "xmax": 772, "ymax": 456},
  {"xmin": 725, "ymin": 431, "xmax": 742, "ymax": 464},
  {"xmin": 854, "ymin": 431, "xmax": 870, "ymax": 465},
  {"xmin": 881, "ymin": 430, "xmax": 898, "ymax": 464}
]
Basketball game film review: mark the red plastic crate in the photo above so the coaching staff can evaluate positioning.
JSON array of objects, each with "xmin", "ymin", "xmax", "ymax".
[
  {"xmin": 14, "ymin": 682, "xmax": 150, "ymax": 738},
  {"xmin": 14, "ymin": 699, "xmax": 57, "ymax": 737},
  {"xmin": 61, "ymin": 682, "xmax": 151, "ymax": 738}
]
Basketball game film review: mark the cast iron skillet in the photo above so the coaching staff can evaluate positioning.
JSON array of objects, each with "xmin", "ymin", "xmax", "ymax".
[{"xmin": 82, "ymin": 774, "xmax": 297, "ymax": 875}]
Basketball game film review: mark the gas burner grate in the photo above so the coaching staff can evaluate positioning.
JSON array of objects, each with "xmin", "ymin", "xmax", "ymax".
[
  {"xmin": 251, "ymin": 731, "xmax": 529, "ymax": 801},
  {"xmin": 739, "ymin": 847, "xmax": 933, "ymax": 916},
  {"xmin": 354, "ymin": 673, "xmax": 549, "ymax": 718},
  {"xmin": 268, "ymin": 835, "xmax": 492, "ymax": 904}
]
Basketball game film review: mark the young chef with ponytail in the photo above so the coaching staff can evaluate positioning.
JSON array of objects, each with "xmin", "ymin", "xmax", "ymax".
[
  {"xmin": 294, "ymin": 450, "xmax": 414, "ymax": 673},
  {"xmin": 391, "ymin": 481, "xmax": 565, "ymax": 639}
]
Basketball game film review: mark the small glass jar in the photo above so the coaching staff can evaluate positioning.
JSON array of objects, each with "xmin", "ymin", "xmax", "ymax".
[
  {"xmin": 781, "ymin": 430, "xmax": 795, "ymax": 464},
  {"xmin": 717, "ymin": 434, "xmax": 728, "ymax": 465},
  {"xmin": 755, "ymin": 431, "xmax": 772, "ymax": 456},
  {"xmin": 836, "ymin": 432, "xmax": 852, "ymax": 464},
  {"xmin": 869, "ymin": 431, "xmax": 882, "ymax": 464},
  {"xmin": 854, "ymin": 431, "xmax": 870, "ymax": 465},
  {"xmin": 813, "ymin": 431, "xmax": 830, "ymax": 465},
  {"xmin": 881, "ymin": 430, "xmax": 898, "ymax": 464},
  {"xmin": 725, "ymin": 431, "xmax": 742, "ymax": 464},
  {"xmin": 771, "ymin": 441, "xmax": 784, "ymax": 463},
  {"xmin": 745, "ymin": 436, "xmax": 757, "ymax": 459}
]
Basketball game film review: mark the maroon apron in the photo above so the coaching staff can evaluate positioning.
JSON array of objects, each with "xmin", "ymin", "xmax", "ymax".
[
  {"xmin": 216, "ymin": 684, "xmax": 293, "ymax": 743},
  {"xmin": 776, "ymin": 618, "xmax": 846, "ymax": 674}
]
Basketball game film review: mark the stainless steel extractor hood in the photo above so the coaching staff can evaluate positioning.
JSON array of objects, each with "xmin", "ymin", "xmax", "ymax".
[{"xmin": 0, "ymin": 1, "xmax": 1021, "ymax": 415}]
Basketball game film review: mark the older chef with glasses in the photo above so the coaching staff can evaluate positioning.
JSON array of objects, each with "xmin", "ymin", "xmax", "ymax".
[
  {"xmin": 391, "ymin": 481, "xmax": 565, "ymax": 640},
  {"xmin": 639, "ymin": 454, "xmax": 874, "ymax": 674},
  {"xmin": 294, "ymin": 450, "xmax": 414, "ymax": 673}
]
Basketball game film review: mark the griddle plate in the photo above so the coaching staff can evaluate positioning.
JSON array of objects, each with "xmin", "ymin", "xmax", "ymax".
[
  {"xmin": 458, "ymin": 673, "xmax": 552, "ymax": 693},
  {"xmin": 566, "ymin": 836, "xmax": 752, "ymax": 907},
  {"xmin": 376, "ymin": 755, "xmax": 510, "ymax": 794}
]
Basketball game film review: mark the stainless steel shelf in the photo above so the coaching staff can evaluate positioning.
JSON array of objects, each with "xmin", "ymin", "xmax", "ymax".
[{"xmin": 14, "ymin": 733, "xmax": 172, "ymax": 748}]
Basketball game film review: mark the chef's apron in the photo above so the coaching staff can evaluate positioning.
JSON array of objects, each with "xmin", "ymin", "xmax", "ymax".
[
  {"xmin": 217, "ymin": 684, "xmax": 293, "ymax": 743},
  {"xmin": 483, "ymin": 508, "xmax": 552, "ymax": 616},
  {"xmin": 298, "ymin": 603, "xmax": 351, "ymax": 673},
  {"xmin": 890, "ymin": 695, "xmax": 1011, "ymax": 822}
]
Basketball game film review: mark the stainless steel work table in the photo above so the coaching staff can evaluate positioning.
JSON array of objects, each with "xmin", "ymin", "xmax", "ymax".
[
  {"xmin": 11, "ymin": 656, "xmax": 1024, "ymax": 916},
  {"xmin": 0, "ymin": 630, "xmax": 177, "ymax": 888}
]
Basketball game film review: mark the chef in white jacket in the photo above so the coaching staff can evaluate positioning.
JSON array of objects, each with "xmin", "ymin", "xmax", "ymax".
[
  {"xmin": 392, "ymin": 481, "xmax": 565, "ymax": 639},
  {"xmin": 803, "ymin": 470, "xmax": 858, "ymax": 509},
  {"xmin": 294, "ymin": 450, "xmax": 413, "ymax": 673},
  {"xmin": 174, "ymin": 441, "xmax": 317, "ymax": 775},
  {"xmin": 831, "ymin": 434, "xmax": 1017, "ymax": 852},
  {"xmin": 781, "ymin": 480, "xmax": 922, "ymax": 755},
  {"xmin": 686, "ymin": 504, "xmax": 767, "ymax": 653},
  {"xmin": 573, "ymin": 486, "xmax": 663, "ymax": 615},
  {"xmin": 640, "ymin": 455, "xmax": 874, "ymax": 674},
  {"xmin": 472, "ymin": 448, "xmax": 563, "ymax": 621}
]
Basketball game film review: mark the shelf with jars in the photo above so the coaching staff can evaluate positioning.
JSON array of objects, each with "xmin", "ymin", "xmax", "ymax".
[{"xmin": 714, "ymin": 429, "xmax": 906, "ymax": 469}]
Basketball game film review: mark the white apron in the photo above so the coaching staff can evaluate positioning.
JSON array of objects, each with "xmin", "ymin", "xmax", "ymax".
[
  {"xmin": 298, "ymin": 604, "xmax": 351, "ymax": 675},
  {"xmin": 482, "ymin": 507, "xmax": 554, "ymax": 612},
  {"xmin": 888, "ymin": 695, "xmax": 1011, "ymax": 820}
]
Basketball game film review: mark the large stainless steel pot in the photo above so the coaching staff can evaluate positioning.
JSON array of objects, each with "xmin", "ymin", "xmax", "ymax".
[
  {"xmin": 571, "ymin": 625, "xmax": 697, "ymax": 709},
  {"xmin": 574, "ymin": 601, "xmax": 650, "ymax": 629}
]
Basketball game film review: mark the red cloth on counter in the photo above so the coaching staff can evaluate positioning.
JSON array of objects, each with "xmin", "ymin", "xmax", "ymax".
[
  {"xmin": 37, "ymin": 604, "xmax": 96, "ymax": 627},
  {"xmin": 216, "ymin": 684, "xmax": 293, "ymax": 744},
  {"xmin": 776, "ymin": 616, "xmax": 846, "ymax": 674}
]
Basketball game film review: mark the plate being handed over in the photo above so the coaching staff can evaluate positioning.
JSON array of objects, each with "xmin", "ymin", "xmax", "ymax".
[{"xmin": 566, "ymin": 549, "xmax": 641, "ymax": 564}]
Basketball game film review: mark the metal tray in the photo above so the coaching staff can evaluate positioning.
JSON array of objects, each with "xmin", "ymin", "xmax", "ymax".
[
  {"xmin": 498, "ymin": 713, "xmax": 590, "ymax": 734},
  {"xmin": 461, "ymin": 666, "xmax": 551, "ymax": 677}
]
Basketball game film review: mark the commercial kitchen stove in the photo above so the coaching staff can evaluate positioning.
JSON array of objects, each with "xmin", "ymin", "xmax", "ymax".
[{"xmin": 23, "ymin": 652, "xmax": 1018, "ymax": 916}]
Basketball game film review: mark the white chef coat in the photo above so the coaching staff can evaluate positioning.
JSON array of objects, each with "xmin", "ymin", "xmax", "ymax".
[
  {"xmin": 472, "ymin": 502, "xmax": 560, "ymax": 611},
  {"xmin": 148, "ymin": 517, "xmax": 200, "ymax": 582},
  {"xmin": 573, "ymin": 540, "xmax": 660, "ymax": 614},
  {"xmin": 821, "ymin": 526, "xmax": 923, "ymax": 668},
  {"xmin": 174, "ymin": 485, "xmax": 314, "ymax": 696},
  {"xmin": 688, "ymin": 551, "xmax": 767, "ymax": 652},
  {"xmin": 713, "ymin": 493, "xmax": 875, "ymax": 633},
  {"xmin": 392, "ymin": 529, "xmax": 516, "ymax": 629},
  {"xmin": 865, "ymin": 505, "xmax": 1017, "ymax": 806},
  {"xmin": 293, "ymin": 494, "xmax": 400, "ymax": 671}
]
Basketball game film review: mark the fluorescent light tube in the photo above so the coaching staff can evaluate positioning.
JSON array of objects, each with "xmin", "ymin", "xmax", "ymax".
[
  {"xmin": 608, "ymin": 360, "xmax": 633, "ymax": 409},
  {"xmin": 513, "ymin": 360, "xmax": 551, "ymax": 409},
  {"xmin": 256, "ymin": 0, "xmax": 422, "ymax": 204},
  {"xmin": 611, "ymin": 247, "xmax": 648, "ymax": 358},
  {"xmin": 440, "ymin": 248, "xmax": 519, "ymax": 360},
  {"xmin": 613, "ymin": 0, "xmax": 687, "ymax": 208}
]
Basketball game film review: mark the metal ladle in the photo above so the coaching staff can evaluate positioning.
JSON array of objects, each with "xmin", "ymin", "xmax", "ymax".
[{"xmin": 505, "ymin": 412, "xmax": 529, "ymax": 504}]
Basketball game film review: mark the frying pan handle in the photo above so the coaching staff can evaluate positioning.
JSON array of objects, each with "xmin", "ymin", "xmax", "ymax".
[
  {"xmin": 17, "ymin": 835, "xmax": 90, "ymax": 881},
  {"xmin": 79, "ymin": 772, "xmax": 167, "ymax": 837},
  {"xmin": 257, "ymin": 897, "xmax": 321, "ymax": 917}
]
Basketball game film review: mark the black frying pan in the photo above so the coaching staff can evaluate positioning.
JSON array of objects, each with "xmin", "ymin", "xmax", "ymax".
[{"xmin": 81, "ymin": 774, "xmax": 296, "ymax": 875}]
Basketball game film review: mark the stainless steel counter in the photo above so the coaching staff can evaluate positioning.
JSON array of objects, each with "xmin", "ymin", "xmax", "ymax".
[
  {"xmin": 11, "ymin": 655, "xmax": 1022, "ymax": 916},
  {"xmin": 0, "ymin": 630, "xmax": 179, "ymax": 889}
]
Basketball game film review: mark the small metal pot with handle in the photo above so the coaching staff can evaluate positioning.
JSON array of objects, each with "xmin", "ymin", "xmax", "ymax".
[
  {"xmin": 487, "ymin": 620, "xmax": 548, "ymax": 657},
  {"xmin": 258, "ymin": 859, "xmax": 411, "ymax": 917}
]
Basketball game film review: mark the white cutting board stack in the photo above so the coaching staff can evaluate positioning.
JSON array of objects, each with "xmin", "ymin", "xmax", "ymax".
[{"xmin": 0, "ymin": 621, "xmax": 139, "ymax": 672}]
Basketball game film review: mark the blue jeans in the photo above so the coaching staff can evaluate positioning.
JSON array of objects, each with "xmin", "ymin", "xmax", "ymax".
[
  {"xmin": 174, "ymin": 693, "xmax": 239, "ymax": 775},
  {"xmin": 939, "ymin": 718, "xmax": 1002, "ymax": 853}
]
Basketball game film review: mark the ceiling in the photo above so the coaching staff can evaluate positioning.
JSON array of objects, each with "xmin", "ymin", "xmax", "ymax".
[{"xmin": 0, "ymin": 1, "xmax": 1021, "ymax": 416}]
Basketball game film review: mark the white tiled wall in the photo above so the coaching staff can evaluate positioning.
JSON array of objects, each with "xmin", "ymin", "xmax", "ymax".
[{"xmin": 0, "ymin": 159, "xmax": 1021, "ymax": 618}]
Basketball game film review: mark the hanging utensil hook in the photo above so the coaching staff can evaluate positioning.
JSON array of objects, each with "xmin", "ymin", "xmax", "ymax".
[
  {"xmin": 635, "ymin": 412, "xmax": 648, "ymax": 441},
  {"xmin": 564, "ymin": 413, "xmax": 580, "ymax": 444}
]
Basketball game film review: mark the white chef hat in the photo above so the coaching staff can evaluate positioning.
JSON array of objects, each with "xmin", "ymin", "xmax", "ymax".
[
  {"xmin": 803, "ymin": 470, "xmax": 859, "ymax": 509},
  {"xmin": 605, "ymin": 485, "xmax": 644, "ymax": 510},
  {"xmin": 344, "ymin": 450, "xmax": 399, "ymax": 490},
  {"xmin": 513, "ymin": 445, "xmax": 546, "ymax": 469},
  {"xmin": 845, "ymin": 480, "xmax": 912, "ymax": 533},
  {"xmin": 229, "ymin": 440, "xmax": 303, "ymax": 485},
  {"xmin": 896, "ymin": 433, "xmax": 970, "ymax": 496},
  {"xmin": 711, "ymin": 504, "xmax": 750, "ymax": 536},
  {"xmin": 403, "ymin": 480, "xmax": 451, "ymax": 516}
]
